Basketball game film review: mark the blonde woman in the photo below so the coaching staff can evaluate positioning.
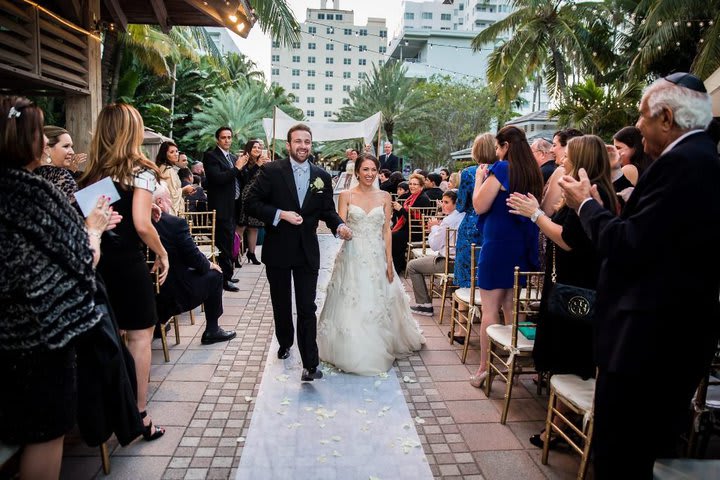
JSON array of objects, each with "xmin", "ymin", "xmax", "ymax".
[{"xmin": 81, "ymin": 103, "xmax": 168, "ymax": 441}]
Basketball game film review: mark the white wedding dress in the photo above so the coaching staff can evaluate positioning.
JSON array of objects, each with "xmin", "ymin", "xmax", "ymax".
[{"xmin": 317, "ymin": 202, "xmax": 425, "ymax": 376}]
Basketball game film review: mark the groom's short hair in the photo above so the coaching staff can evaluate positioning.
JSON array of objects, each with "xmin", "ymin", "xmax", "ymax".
[{"xmin": 287, "ymin": 123, "xmax": 312, "ymax": 143}]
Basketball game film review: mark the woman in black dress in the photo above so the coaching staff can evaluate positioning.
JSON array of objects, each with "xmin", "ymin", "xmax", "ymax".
[
  {"xmin": 235, "ymin": 139, "xmax": 269, "ymax": 265},
  {"xmin": 81, "ymin": 103, "xmax": 168, "ymax": 441},
  {"xmin": 507, "ymin": 135, "xmax": 618, "ymax": 448}
]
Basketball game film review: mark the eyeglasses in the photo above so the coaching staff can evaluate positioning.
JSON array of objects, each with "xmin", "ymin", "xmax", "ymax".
[{"xmin": 664, "ymin": 72, "xmax": 707, "ymax": 93}]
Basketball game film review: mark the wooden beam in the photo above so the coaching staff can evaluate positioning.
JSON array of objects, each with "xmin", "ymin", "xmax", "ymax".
[
  {"xmin": 102, "ymin": 0, "xmax": 127, "ymax": 31},
  {"xmin": 149, "ymin": 0, "xmax": 170, "ymax": 33},
  {"xmin": 181, "ymin": 0, "xmax": 225, "ymax": 27}
]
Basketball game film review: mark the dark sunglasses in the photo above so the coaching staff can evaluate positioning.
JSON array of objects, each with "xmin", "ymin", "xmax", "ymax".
[{"xmin": 664, "ymin": 72, "xmax": 707, "ymax": 93}]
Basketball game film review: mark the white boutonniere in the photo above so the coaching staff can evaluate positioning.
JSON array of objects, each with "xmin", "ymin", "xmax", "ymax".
[{"xmin": 310, "ymin": 177, "xmax": 325, "ymax": 193}]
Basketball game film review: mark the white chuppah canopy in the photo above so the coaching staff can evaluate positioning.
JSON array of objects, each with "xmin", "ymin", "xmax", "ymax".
[{"xmin": 262, "ymin": 107, "xmax": 382, "ymax": 147}]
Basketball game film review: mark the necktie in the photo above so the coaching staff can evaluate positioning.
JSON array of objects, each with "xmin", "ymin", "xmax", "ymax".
[
  {"xmin": 226, "ymin": 153, "xmax": 240, "ymax": 199},
  {"xmin": 293, "ymin": 164, "xmax": 308, "ymax": 205}
]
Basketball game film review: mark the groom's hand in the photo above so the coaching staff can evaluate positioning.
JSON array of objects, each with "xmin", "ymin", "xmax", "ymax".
[
  {"xmin": 337, "ymin": 224, "xmax": 352, "ymax": 240},
  {"xmin": 280, "ymin": 210, "xmax": 303, "ymax": 225}
]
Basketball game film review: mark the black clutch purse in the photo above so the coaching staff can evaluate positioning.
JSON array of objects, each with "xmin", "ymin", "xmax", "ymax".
[{"xmin": 546, "ymin": 244, "xmax": 596, "ymax": 326}]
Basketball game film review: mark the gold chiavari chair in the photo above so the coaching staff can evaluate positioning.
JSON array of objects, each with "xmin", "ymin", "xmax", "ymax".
[
  {"xmin": 485, "ymin": 266, "xmax": 544, "ymax": 424},
  {"xmin": 404, "ymin": 206, "xmax": 440, "ymax": 277},
  {"xmin": 430, "ymin": 227, "xmax": 458, "ymax": 325},
  {"xmin": 146, "ymin": 247, "xmax": 180, "ymax": 363},
  {"xmin": 179, "ymin": 210, "xmax": 217, "ymax": 264},
  {"xmin": 449, "ymin": 244, "xmax": 481, "ymax": 363}
]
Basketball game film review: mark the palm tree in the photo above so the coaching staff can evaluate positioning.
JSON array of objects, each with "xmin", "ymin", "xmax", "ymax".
[
  {"xmin": 470, "ymin": 0, "xmax": 612, "ymax": 106},
  {"xmin": 396, "ymin": 131, "xmax": 436, "ymax": 170},
  {"xmin": 337, "ymin": 61, "xmax": 429, "ymax": 144}
]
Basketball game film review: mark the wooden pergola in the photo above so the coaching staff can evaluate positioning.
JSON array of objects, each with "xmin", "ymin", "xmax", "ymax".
[{"xmin": 0, "ymin": 0, "xmax": 254, "ymax": 153}]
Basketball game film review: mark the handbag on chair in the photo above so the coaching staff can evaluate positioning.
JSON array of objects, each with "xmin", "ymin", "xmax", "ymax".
[{"xmin": 546, "ymin": 244, "xmax": 596, "ymax": 326}]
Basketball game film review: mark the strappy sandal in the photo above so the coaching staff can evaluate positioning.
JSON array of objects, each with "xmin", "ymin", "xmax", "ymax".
[{"xmin": 140, "ymin": 411, "xmax": 165, "ymax": 441}]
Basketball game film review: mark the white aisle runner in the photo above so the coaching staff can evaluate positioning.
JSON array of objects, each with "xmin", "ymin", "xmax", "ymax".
[{"xmin": 236, "ymin": 235, "xmax": 433, "ymax": 480}]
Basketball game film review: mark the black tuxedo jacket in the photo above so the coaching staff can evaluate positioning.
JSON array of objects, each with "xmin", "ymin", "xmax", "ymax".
[
  {"xmin": 379, "ymin": 153, "xmax": 400, "ymax": 172},
  {"xmin": 203, "ymin": 146, "xmax": 241, "ymax": 220},
  {"xmin": 154, "ymin": 213, "xmax": 211, "ymax": 317},
  {"xmin": 579, "ymin": 131, "xmax": 720, "ymax": 375},
  {"xmin": 245, "ymin": 158, "xmax": 342, "ymax": 271}
]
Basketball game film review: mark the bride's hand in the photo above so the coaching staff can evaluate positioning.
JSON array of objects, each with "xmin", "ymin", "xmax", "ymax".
[{"xmin": 386, "ymin": 263, "xmax": 394, "ymax": 283}]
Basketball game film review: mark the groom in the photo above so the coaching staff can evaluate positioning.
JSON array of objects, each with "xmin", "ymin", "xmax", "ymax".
[{"xmin": 246, "ymin": 124, "xmax": 352, "ymax": 381}]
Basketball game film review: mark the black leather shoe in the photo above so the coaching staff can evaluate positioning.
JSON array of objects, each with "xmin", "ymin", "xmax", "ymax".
[
  {"xmin": 301, "ymin": 367, "xmax": 323, "ymax": 382},
  {"xmin": 529, "ymin": 430, "xmax": 568, "ymax": 450},
  {"xmin": 277, "ymin": 346, "xmax": 290, "ymax": 359},
  {"xmin": 201, "ymin": 328, "xmax": 237, "ymax": 345},
  {"xmin": 447, "ymin": 331, "xmax": 466, "ymax": 345},
  {"xmin": 228, "ymin": 278, "xmax": 239, "ymax": 283},
  {"xmin": 223, "ymin": 282, "xmax": 239, "ymax": 292}
]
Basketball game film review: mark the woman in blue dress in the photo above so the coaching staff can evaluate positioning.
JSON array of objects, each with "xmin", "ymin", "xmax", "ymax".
[
  {"xmin": 454, "ymin": 133, "xmax": 496, "ymax": 287},
  {"xmin": 469, "ymin": 126, "xmax": 544, "ymax": 388}
]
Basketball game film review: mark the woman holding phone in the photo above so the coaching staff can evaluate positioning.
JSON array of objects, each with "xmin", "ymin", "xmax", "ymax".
[{"xmin": 235, "ymin": 139, "xmax": 269, "ymax": 265}]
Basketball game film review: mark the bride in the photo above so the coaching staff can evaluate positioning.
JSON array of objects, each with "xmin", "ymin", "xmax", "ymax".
[{"xmin": 318, "ymin": 154, "xmax": 425, "ymax": 375}]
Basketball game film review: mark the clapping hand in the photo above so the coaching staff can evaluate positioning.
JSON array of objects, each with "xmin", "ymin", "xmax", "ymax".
[
  {"xmin": 506, "ymin": 192, "xmax": 539, "ymax": 218},
  {"xmin": 558, "ymin": 168, "xmax": 601, "ymax": 210},
  {"xmin": 235, "ymin": 152, "xmax": 249, "ymax": 170}
]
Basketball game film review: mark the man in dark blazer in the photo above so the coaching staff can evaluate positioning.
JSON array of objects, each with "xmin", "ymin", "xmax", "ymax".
[
  {"xmin": 152, "ymin": 185, "xmax": 236, "ymax": 345},
  {"xmin": 246, "ymin": 124, "xmax": 352, "ymax": 381},
  {"xmin": 203, "ymin": 126, "xmax": 247, "ymax": 291},
  {"xmin": 559, "ymin": 73, "xmax": 720, "ymax": 479},
  {"xmin": 379, "ymin": 141, "xmax": 400, "ymax": 172}
]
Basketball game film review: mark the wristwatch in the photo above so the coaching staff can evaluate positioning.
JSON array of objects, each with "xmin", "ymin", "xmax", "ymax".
[{"xmin": 530, "ymin": 209, "xmax": 545, "ymax": 223}]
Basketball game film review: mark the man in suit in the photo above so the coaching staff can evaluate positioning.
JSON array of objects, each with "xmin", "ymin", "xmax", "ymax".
[
  {"xmin": 203, "ymin": 126, "xmax": 248, "ymax": 291},
  {"xmin": 559, "ymin": 72, "xmax": 720, "ymax": 478},
  {"xmin": 246, "ymin": 124, "xmax": 352, "ymax": 381},
  {"xmin": 152, "ymin": 185, "xmax": 236, "ymax": 345},
  {"xmin": 379, "ymin": 141, "xmax": 400, "ymax": 172}
]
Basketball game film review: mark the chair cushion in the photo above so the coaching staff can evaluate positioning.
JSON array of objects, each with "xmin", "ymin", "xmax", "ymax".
[
  {"xmin": 454, "ymin": 288, "xmax": 481, "ymax": 306},
  {"xmin": 486, "ymin": 324, "xmax": 534, "ymax": 351},
  {"xmin": 550, "ymin": 374, "xmax": 595, "ymax": 413}
]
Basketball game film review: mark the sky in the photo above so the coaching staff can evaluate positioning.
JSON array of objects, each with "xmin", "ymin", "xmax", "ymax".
[{"xmin": 227, "ymin": 0, "xmax": 435, "ymax": 80}]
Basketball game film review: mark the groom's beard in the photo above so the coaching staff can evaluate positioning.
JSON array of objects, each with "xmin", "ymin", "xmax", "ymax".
[{"xmin": 289, "ymin": 149, "xmax": 310, "ymax": 162}]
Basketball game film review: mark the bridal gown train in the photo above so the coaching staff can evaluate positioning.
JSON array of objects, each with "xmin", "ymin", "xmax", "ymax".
[{"xmin": 318, "ymin": 203, "xmax": 425, "ymax": 376}]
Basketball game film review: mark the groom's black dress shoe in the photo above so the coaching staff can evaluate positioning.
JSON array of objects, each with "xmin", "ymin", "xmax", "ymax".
[
  {"xmin": 223, "ymin": 281, "xmax": 239, "ymax": 292},
  {"xmin": 301, "ymin": 367, "xmax": 323, "ymax": 382},
  {"xmin": 277, "ymin": 346, "xmax": 290, "ymax": 359},
  {"xmin": 228, "ymin": 278, "xmax": 239, "ymax": 283},
  {"xmin": 201, "ymin": 328, "xmax": 237, "ymax": 345}
]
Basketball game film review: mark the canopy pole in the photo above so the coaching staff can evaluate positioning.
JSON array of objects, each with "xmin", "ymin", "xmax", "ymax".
[
  {"xmin": 376, "ymin": 113, "xmax": 382, "ymax": 157},
  {"xmin": 271, "ymin": 106, "xmax": 277, "ymax": 160}
]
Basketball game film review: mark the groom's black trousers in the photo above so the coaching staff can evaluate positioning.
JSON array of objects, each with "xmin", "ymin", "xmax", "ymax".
[{"xmin": 265, "ymin": 264, "xmax": 319, "ymax": 369}]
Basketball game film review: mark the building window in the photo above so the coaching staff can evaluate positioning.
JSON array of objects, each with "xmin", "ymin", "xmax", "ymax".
[
  {"xmin": 380, "ymin": 30, "xmax": 387, "ymax": 38},
  {"xmin": 291, "ymin": 42, "xmax": 300, "ymax": 49},
  {"xmin": 404, "ymin": 12, "xmax": 414, "ymax": 20},
  {"xmin": 422, "ymin": 12, "xmax": 433, "ymax": 19},
  {"xmin": 308, "ymin": 56, "xmax": 316, "ymax": 63},
  {"xmin": 324, "ymin": 111, "xmax": 333, "ymax": 118},
  {"xmin": 271, "ymin": 54, "xmax": 280, "ymax": 62},
  {"xmin": 379, "ymin": 46, "xmax": 387, "ymax": 53},
  {"xmin": 324, "ymin": 97, "xmax": 332, "ymax": 104},
  {"xmin": 344, "ymin": 44, "xmax": 352, "ymax": 51},
  {"xmin": 271, "ymin": 68, "xmax": 279, "ymax": 76},
  {"xmin": 307, "ymin": 83, "xmax": 315, "ymax": 90},
  {"xmin": 292, "ymin": 55, "xmax": 300, "ymax": 63},
  {"xmin": 359, "ymin": 45, "xmax": 367, "ymax": 52},
  {"xmin": 317, "ymin": 13, "xmax": 325, "ymax": 19},
  {"xmin": 422, "ymin": 25, "xmax": 432, "ymax": 29},
  {"xmin": 344, "ymin": 28, "xmax": 352, "ymax": 35},
  {"xmin": 358, "ymin": 59, "xmax": 366, "ymax": 65},
  {"xmin": 291, "ymin": 82, "xmax": 300, "ymax": 90},
  {"xmin": 325, "ymin": 57, "xmax": 334, "ymax": 64},
  {"xmin": 342, "ymin": 85, "xmax": 350, "ymax": 92},
  {"xmin": 342, "ymin": 98, "xmax": 350, "ymax": 105},
  {"xmin": 343, "ymin": 71, "xmax": 351, "ymax": 78},
  {"xmin": 308, "ymin": 26, "xmax": 316, "ymax": 34},
  {"xmin": 308, "ymin": 70, "xmax": 316, "ymax": 77},
  {"xmin": 379, "ymin": 60, "xmax": 385, "ymax": 66},
  {"xmin": 336, "ymin": 14, "xmax": 343, "ymax": 20},
  {"xmin": 326, "ymin": 43, "xmax": 334, "ymax": 50},
  {"xmin": 325, "ymin": 71, "xmax": 333, "ymax": 77},
  {"xmin": 292, "ymin": 69, "xmax": 300, "ymax": 76},
  {"xmin": 306, "ymin": 110, "xmax": 314, "ymax": 117},
  {"xmin": 343, "ymin": 58, "xmax": 351, "ymax": 65},
  {"xmin": 359, "ymin": 72, "xmax": 367, "ymax": 79},
  {"xmin": 459, "ymin": 3, "xmax": 464, "ymax": 10},
  {"xmin": 441, "ymin": 13, "xmax": 451, "ymax": 21},
  {"xmin": 271, "ymin": 41, "xmax": 280, "ymax": 48},
  {"xmin": 308, "ymin": 42, "xmax": 316, "ymax": 50},
  {"xmin": 326, "ymin": 27, "xmax": 334, "ymax": 34},
  {"xmin": 359, "ymin": 29, "xmax": 368, "ymax": 36},
  {"xmin": 327, "ymin": 14, "xmax": 334, "ymax": 20},
  {"xmin": 325, "ymin": 84, "xmax": 333, "ymax": 91},
  {"xmin": 307, "ymin": 97, "xmax": 315, "ymax": 103}
]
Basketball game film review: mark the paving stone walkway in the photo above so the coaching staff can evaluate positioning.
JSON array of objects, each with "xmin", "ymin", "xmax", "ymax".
[{"xmin": 60, "ymin": 238, "xmax": 587, "ymax": 480}]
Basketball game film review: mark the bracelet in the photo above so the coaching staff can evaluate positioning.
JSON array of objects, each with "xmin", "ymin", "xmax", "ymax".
[
  {"xmin": 87, "ymin": 230, "xmax": 102, "ymax": 239},
  {"xmin": 530, "ymin": 209, "xmax": 546, "ymax": 223}
]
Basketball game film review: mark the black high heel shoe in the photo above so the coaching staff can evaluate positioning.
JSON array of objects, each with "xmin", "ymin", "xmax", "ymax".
[
  {"xmin": 140, "ymin": 411, "xmax": 165, "ymax": 441},
  {"xmin": 233, "ymin": 257, "xmax": 242, "ymax": 268},
  {"xmin": 529, "ymin": 429, "xmax": 567, "ymax": 450},
  {"xmin": 246, "ymin": 251, "xmax": 261, "ymax": 265}
]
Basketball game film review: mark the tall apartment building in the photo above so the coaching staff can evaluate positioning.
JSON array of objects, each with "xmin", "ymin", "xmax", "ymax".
[
  {"xmin": 270, "ymin": 0, "xmax": 388, "ymax": 121},
  {"xmin": 390, "ymin": 0, "xmax": 546, "ymax": 113}
]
